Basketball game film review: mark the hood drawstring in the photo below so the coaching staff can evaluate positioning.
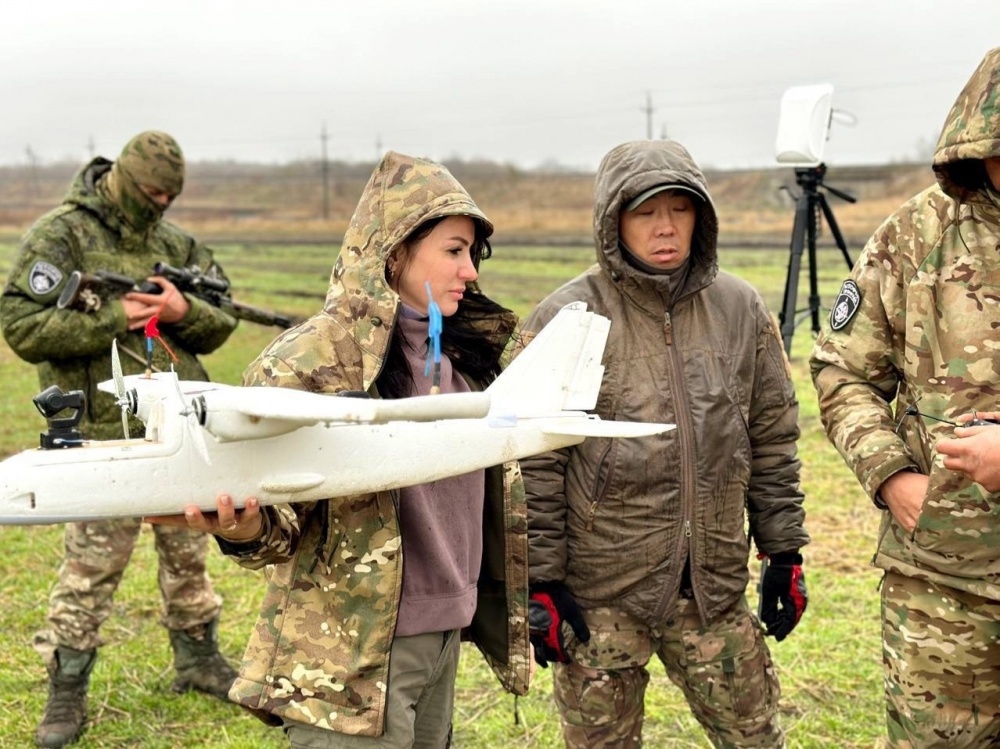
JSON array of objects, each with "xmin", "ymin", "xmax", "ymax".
[{"xmin": 308, "ymin": 506, "xmax": 331, "ymax": 574}]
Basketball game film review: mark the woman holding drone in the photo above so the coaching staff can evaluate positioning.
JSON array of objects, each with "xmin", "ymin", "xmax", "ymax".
[{"xmin": 153, "ymin": 150, "xmax": 530, "ymax": 748}]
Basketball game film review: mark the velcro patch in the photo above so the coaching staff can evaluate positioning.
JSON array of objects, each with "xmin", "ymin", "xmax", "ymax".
[
  {"xmin": 28, "ymin": 261, "xmax": 63, "ymax": 296},
  {"xmin": 830, "ymin": 279, "xmax": 861, "ymax": 331}
]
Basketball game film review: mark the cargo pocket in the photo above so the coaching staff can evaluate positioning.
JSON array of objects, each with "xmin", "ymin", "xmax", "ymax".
[
  {"xmin": 553, "ymin": 662, "xmax": 649, "ymax": 728},
  {"xmin": 679, "ymin": 611, "xmax": 778, "ymax": 722}
]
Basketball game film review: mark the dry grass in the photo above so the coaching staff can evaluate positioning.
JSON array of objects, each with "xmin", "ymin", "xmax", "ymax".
[{"xmin": 0, "ymin": 159, "xmax": 930, "ymax": 247}]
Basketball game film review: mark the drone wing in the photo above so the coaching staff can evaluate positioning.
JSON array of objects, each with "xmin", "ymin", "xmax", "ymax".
[
  {"xmin": 198, "ymin": 388, "xmax": 492, "ymax": 443},
  {"xmin": 96, "ymin": 373, "xmax": 223, "ymax": 398}
]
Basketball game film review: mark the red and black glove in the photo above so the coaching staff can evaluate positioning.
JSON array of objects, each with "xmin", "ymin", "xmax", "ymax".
[
  {"xmin": 757, "ymin": 551, "xmax": 807, "ymax": 642},
  {"xmin": 528, "ymin": 581, "xmax": 591, "ymax": 667}
]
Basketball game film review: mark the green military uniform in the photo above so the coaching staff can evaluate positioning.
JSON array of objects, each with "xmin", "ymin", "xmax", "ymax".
[
  {"xmin": 0, "ymin": 131, "xmax": 238, "ymax": 748},
  {"xmin": 811, "ymin": 47, "xmax": 1000, "ymax": 747},
  {"xmin": 217, "ymin": 151, "xmax": 531, "ymax": 738}
]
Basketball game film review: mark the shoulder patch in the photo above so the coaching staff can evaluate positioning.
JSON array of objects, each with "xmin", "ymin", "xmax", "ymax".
[
  {"xmin": 28, "ymin": 261, "xmax": 63, "ymax": 296},
  {"xmin": 830, "ymin": 279, "xmax": 861, "ymax": 331}
]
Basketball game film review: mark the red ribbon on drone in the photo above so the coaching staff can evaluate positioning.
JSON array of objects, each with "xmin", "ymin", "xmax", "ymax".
[{"xmin": 143, "ymin": 289, "xmax": 179, "ymax": 374}]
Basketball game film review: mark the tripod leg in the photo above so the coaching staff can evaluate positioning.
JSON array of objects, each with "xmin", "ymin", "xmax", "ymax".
[
  {"xmin": 818, "ymin": 194, "xmax": 854, "ymax": 270},
  {"xmin": 779, "ymin": 194, "xmax": 810, "ymax": 355},
  {"xmin": 807, "ymin": 195, "xmax": 823, "ymax": 336}
]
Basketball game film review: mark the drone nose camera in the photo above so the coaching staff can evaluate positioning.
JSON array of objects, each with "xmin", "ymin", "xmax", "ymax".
[
  {"xmin": 33, "ymin": 386, "xmax": 85, "ymax": 420},
  {"xmin": 32, "ymin": 385, "xmax": 86, "ymax": 449}
]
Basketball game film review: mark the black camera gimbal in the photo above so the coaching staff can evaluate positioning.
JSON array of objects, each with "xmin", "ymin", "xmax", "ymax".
[{"xmin": 33, "ymin": 385, "xmax": 86, "ymax": 449}]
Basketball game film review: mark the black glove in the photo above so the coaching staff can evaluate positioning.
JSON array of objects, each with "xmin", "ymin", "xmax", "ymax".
[
  {"xmin": 757, "ymin": 551, "xmax": 807, "ymax": 642},
  {"xmin": 528, "ymin": 581, "xmax": 591, "ymax": 667}
]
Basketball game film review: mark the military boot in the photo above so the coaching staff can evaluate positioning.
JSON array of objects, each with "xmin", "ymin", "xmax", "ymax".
[
  {"xmin": 35, "ymin": 646, "xmax": 96, "ymax": 748},
  {"xmin": 168, "ymin": 618, "xmax": 238, "ymax": 701}
]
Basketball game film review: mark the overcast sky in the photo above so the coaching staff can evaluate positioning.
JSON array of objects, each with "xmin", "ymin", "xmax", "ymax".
[{"xmin": 2, "ymin": 1, "xmax": 996, "ymax": 171}]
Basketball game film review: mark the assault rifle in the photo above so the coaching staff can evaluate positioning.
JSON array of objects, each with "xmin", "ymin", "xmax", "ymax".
[{"xmin": 56, "ymin": 263, "xmax": 294, "ymax": 329}]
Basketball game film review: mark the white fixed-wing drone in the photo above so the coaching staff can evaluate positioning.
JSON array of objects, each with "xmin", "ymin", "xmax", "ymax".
[{"xmin": 0, "ymin": 303, "xmax": 674, "ymax": 525}]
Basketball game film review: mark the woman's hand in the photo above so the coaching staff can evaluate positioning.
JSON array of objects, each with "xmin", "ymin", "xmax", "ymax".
[{"xmin": 146, "ymin": 493, "xmax": 263, "ymax": 541}]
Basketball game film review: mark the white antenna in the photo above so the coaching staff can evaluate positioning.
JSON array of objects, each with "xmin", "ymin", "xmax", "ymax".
[{"xmin": 775, "ymin": 84, "xmax": 835, "ymax": 166}]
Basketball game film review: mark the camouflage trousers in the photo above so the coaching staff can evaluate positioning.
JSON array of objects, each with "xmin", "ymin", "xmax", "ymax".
[
  {"xmin": 881, "ymin": 571, "xmax": 1000, "ymax": 748},
  {"xmin": 553, "ymin": 596, "xmax": 784, "ymax": 748},
  {"xmin": 34, "ymin": 518, "xmax": 222, "ymax": 666}
]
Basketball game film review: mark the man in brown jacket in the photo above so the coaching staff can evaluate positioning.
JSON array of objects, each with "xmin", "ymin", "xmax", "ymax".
[{"xmin": 519, "ymin": 139, "xmax": 809, "ymax": 748}]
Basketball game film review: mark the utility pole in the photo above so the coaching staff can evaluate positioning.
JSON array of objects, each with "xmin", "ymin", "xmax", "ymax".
[
  {"xmin": 660, "ymin": 122, "xmax": 669, "ymax": 140},
  {"xmin": 320, "ymin": 122, "xmax": 330, "ymax": 220},
  {"xmin": 641, "ymin": 92, "xmax": 655, "ymax": 140},
  {"xmin": 25, "ymin": 145, "xmax": 39, "ymax": 198},
  {"xmin": 87, "ymin": 135, "xmax": 96, "ymax": 159}
]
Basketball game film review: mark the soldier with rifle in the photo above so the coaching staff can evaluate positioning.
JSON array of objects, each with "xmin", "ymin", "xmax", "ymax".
[{"xmin": 0, "ymin": 130, "xmax": 240, "ymax": 748}]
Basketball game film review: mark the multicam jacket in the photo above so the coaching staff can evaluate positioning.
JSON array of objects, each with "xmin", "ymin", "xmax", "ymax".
[
  {"xmin": 222, "ymin": 152, "xmax": 530, "ymax": 735},
  {"xmin": 810, "ymin": 48, "xmax": 1000, "ymax": 598},
  {"xmin": 0, "ymin": 159, "xmax": 236, "ymax": 440},
  {"xmin": 520, "ymin": 140, "xmax": 808, "ymax": 627}
]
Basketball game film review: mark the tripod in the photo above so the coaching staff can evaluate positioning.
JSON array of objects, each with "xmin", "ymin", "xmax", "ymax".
[{"xmin": 778, "ymin": 163, "xmax": 855, "ymax": 356}]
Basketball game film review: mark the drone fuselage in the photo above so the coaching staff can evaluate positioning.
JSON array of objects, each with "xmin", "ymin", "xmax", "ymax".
[
  {"xmin": 0, "ymin": 303, "xmax": 675, "ymax": 525},
  {"xmin": 0, "ymin": 410, "xmax": 594, "ymax": 524}
]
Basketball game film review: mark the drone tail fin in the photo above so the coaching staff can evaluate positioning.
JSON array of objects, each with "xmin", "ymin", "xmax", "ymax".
[{"xmin": 486, "ymin": 302, "xmax": 608, "ymax": 419}]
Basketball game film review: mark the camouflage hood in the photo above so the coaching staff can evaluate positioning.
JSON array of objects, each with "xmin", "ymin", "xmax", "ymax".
[
  {"xmin": 323, "ymin": 151, "xmax": 497, "ymax": 390},
  {"xmin": 593, "ymin": 140, "xmax": 719, "ymax": 293},
  {"xmin": 933, "ymin": 46, "xmax": 1000, "ymax": 203},
  {"xmin": 61, "ymin": 158, "xmax": 130, "ymax": 236}
]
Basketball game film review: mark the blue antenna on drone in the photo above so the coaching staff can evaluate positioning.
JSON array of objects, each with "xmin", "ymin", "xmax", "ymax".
[{"xmin": 424, "ymin": 281, "xmax": 442, "ymax": 394}]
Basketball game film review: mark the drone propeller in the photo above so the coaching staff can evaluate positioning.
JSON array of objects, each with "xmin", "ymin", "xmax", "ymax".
[{"xmin": 110, "ymin": 341, "xmax": 137, "ymax": 439}]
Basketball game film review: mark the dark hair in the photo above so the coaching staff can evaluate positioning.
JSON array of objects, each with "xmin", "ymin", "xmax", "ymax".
[
  {"xmin": 945, "ymin": 159, "xmax": 989, "ymax": 193},
  {"xmin": 393, "ymin": 215, "xmax": 493, "ymax": 269},
  {"xmin": 378, "ymin": 215, "xmax": 512, "ymax": 399}
]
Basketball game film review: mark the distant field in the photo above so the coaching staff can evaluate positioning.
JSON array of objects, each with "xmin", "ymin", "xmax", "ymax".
[
  {"xmin": 0, "ymin": 241, "xmax": 884, "ymax": 748},
  {"xmin": 0, "ymin": 158, "xmax": 927, "ymax": 249}
]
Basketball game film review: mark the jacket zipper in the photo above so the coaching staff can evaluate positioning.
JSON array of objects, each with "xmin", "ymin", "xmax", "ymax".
[
  {"xmin": 585, "ymin": 442, "xmax": 614, "ymax": 530},
  {"xmin": 655, "ymin": 309, "xmax": 698, "ymax": 622}
]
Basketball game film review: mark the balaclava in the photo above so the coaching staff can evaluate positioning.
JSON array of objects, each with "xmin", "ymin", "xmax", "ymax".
[{"xmin": 99, "ymin": 131, "xmax": 185, "ymax": 231}]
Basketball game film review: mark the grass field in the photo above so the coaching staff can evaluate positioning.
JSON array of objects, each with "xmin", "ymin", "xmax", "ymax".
[{"xmin": 0, "ymin": 240, "xmax": 884, "ymax": 748}]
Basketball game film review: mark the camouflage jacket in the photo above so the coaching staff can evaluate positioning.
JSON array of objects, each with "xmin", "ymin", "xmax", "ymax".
[
  {"xmin": 221, "ymin": 152, "xmax": 530, "ymax": 736},
  {"xmin": 520, "ymin": 140, "xmax": 808, "ymax": 627},
  {"xmin": 0, "ymin": 158, "xmax": 237, "ymax": 440},
  {"xmin": 810, "ymin": 47, "xmax": 1000, "ymax": 597}
]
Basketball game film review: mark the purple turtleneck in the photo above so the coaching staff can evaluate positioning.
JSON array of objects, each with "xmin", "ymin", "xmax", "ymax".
[{"xmin": 393, "ymin": 305, "xmax": 485, "ymax": 636}]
